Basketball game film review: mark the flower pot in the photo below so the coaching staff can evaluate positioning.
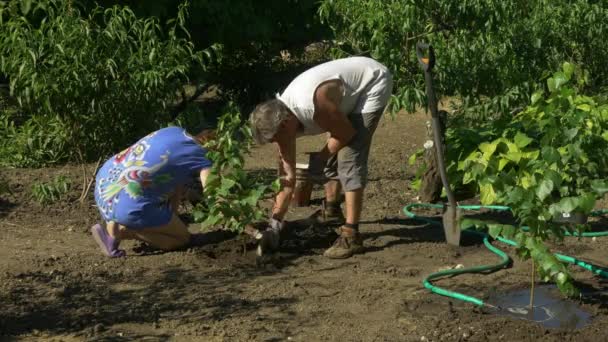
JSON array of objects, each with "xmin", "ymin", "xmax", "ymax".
[
  {"xmin": 292, "ymin": 163, "xmax": 313, "ymax": 207},
  {"xmin": 552, "ymin": 211, "xmax": 588, "ymax": 224}
]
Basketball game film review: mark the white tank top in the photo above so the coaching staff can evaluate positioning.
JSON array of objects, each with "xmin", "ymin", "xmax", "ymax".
[{"xmin": 278, "ymin": 57, "xmax": 392, "ymax": 136}]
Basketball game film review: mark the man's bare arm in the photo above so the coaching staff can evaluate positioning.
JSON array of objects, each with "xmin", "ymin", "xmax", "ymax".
[{"xmin": 271, "ymin": 118, "xmax": 299, "ymax": 220}]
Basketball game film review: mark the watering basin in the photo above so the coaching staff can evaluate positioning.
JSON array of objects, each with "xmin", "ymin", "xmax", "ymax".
[{"xmin": 489, "ymin": 285, "xmax": 592, "ymax": 329}]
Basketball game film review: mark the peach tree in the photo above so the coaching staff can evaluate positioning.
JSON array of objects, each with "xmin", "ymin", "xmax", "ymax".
[
  {"xmin": 192, "ymin": 104, "xmax": 279, "ymax": 233},
  {"xmin": 459, "ymin": 63, "xmax": 608, "ymax": 296}
]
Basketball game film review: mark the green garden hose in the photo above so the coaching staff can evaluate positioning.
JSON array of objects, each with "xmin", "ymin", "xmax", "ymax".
[{"xmin": 403, "ymin": 203, "xmax": 608, "ymax": 308}]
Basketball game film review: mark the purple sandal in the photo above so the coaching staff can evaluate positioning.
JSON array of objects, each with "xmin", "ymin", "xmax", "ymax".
[{"xmin": 91, "ymin": 223, "xmax": 126, "ymax": 258}]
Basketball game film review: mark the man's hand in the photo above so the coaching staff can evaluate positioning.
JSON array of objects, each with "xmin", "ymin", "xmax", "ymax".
[
  {"xmin": 255, "ymin": 218, "xmax": 283, "ymax": 257},
  {"xmin": 269, "ymin": 217, "xmax": 284, "ymax": 232}
]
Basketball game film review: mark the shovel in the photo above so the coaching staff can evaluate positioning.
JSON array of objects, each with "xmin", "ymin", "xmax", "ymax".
[{"xmin": 416, "ymin": 42, "xmax": 461, "ymax": 246}]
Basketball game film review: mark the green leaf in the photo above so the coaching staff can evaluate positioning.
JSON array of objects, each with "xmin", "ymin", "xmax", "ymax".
[
  {"xmin": 500, "ymin": 225, "xmax": 517, "ymax": 239},
  {"xmin": 553, "ymin": 71, "xmax": 569, "ymax": 89},
  {"xmin": 514, "ymin": 132, "xmax": 533, "ymax": 148},
  {"xmin": 220, "ymin": 178, "xmax": 237, "ymax": 192},
  {"xmin": 531, "ymin": 91, "xmax": 543, "ymax": 105},
  {"xmin": 480, "ymin": 183, "xmax": 497, "ymax": 205},
  {"xmin": 498, "ymin": 158, "xmax": 509, "ymax": 171},
  {"xmin": 488, "ymin": 224, "xmax": 503, "ymax": 238},
  {"xmin": 562, "ymin": 62, "xmax": 575, "ymax": 79},
  {"xmin": 547, "ymin": 77, "xmax": 557, "ymax": 93},
  {"xmin": 460, "ymin": 218, "xmax": 486, "ymax": 230},
  {"xmin": 549, "ymin": 197, "xmax": 577, "ymax": 215},
  {"xmin": 591, "ymin": 180, "xmax": 608, "ymax": 195},
  {"xmin": 541, "ymin": 147, "xmax": 560, "ymax": 164},
  {"xmin": 578, "ymin": 193, "xmax": 596, "ymax": 212},
  {"xmin": 536, "ymin": 179, "xmax": 554, "ymax": 201},
  {"xmin": 408, "ymin": 152, "xmax": 417, "ymax": 166},
  {"xmin": 555, "ymin": 272, "xmax": 568, "ymax": 285},
  {"xmin": 520, "ymin": 174, "xmax": 534, "ymax": 189},
  {"xmin": 506, "ymin": 142, "xmax": 520, "ymax": 153},
  {"xmin": 479, "ymin": 141, "xmax": 498, "ymax": 159},
  {"xmin": 543, "ymin": 169, "xmax": 562, "ymax": 188},
  {"xmin": 564, "ymin": 128, "xmax": 579, "ymax": 141},
  {"xmin": 523, "ymin": 150, "xmax": 539, "ymax": 160},
  {"xmin": 505, "ymin": 187, "xmax": 524, "ymax": 203},
  {"xmin": 202, "ymin": 213, "xmax": 221, "ymax": 227},
  {"xmin": 20, "ymin": 0, "xmax": 32, "ymax": 15},
  {"xmin": 243, "ymin": 188, "xmax": 264, "ymax": 206},
  {"xmin": 576, "ymin": 104, "xmax": 591, "ymax": 112},
  {"xmin": 504, "ymin": 152, "xmax": 522, "ymax": 163},
  {"xmin": 271, "ymin": 178, "xmax": 281, "ymax": 192}
]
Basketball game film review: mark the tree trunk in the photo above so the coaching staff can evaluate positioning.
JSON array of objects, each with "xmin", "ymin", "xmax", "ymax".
[{"xmin": 419, "ymin": 110, "xmax": 447, "ymax": 203}]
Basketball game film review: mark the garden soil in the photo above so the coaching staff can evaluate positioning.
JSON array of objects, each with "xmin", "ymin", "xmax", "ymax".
[{"xmin": 1, "ymin": 110, "xmax": 608, "ymax": 341}]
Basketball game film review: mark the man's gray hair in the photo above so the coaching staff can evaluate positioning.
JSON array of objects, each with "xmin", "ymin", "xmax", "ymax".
[{"xmin": 249, "ymin": 99, "xmax": 292, "ymax": 144}]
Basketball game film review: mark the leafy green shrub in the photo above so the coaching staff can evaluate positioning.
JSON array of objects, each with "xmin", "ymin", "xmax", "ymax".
[
  {"xmin": 94, "ymin": 0, "xmax": 330, "ymax": 112},
  {"xmin": 0, "ymin": 111, "xmax": 71, "ymax": 167},
  {"xmin": 319, "ymin": 0, "xmax": 608, "ymax": 115},
  {"xmin": 0, "ymin": 0, "xmax": 215, "ymax": 165},
  {"xmin": 31, "ymin": 175, "xmax": 72, "ymax": 204},
  {"xmin": 192, "ymin": 104, "xmax": 278, "ymax": 233},
  {"xmin": 458, "ymin": 63, "xmax": 608, "ymax": 296}
]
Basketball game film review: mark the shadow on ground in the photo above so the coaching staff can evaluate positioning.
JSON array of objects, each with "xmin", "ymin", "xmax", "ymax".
[
  {"xmin": 0, "ymin": 198, "xmax": 17, "ymax": 219},
  {"xmin": 0, "ymin": 262, "xmax": 298, "ymax": 338}
]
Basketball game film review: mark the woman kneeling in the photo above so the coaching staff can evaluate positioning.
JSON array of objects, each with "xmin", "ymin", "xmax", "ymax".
[{"xmin": 91, "ymin": 126, "xmax": 213, "ymax": 257}]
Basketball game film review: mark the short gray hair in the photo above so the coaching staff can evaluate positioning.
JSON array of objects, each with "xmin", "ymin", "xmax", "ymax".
[{"xmin": 249, "ymin": 99, "xmax": 292, "ymax": 144}]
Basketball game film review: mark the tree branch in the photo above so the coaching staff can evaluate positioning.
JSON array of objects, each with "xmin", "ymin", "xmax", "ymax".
[{"xmin": 169, "ymin": 83, "xmax": 212, "ymax": 121}]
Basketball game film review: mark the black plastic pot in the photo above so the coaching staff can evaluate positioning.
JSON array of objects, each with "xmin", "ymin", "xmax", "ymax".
[{"xmin": 552, "ymin": 211, "xmax": 588, "ymax": 224}]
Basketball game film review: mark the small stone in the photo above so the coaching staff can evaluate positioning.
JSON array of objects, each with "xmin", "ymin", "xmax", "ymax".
[
  {"xmin": 592, "ymin": 237, "xmax": 597, "ymax": 242},
  {"xmin": 420, "ymin": 336, "xmax": 428, "ymax": 342},
  {"xmin": 463, "ymin": 332, "xmax": 470, "ymax": 340}
]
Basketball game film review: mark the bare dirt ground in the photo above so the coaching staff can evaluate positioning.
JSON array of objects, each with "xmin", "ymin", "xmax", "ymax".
[{"xmin": 1, "ymin": 110, "xmax": 608, "ymax": 341}]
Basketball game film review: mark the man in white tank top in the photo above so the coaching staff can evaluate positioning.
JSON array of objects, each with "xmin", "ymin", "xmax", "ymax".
[{"xmin": 250, "ymin": 57, "xmax": 393, "ymax": 259}]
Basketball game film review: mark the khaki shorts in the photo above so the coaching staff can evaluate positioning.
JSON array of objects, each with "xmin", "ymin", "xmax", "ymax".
[{"xmin": 323, "ymin": 108, "xmax": 385, "ymax": 191}]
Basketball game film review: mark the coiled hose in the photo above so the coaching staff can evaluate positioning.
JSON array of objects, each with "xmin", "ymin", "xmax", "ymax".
[{"xmin": 403, "ymin": 203, "xmax": 608, "ymax": 308}]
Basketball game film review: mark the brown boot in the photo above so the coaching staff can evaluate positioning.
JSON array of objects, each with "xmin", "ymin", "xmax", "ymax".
[{"xmin": 323, "ymin": 226, "xmax": 364, "ymax": 259}]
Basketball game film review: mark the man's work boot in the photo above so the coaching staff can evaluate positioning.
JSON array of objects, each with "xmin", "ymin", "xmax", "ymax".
[{"xmin": 323, "ymin": 226, "xmax": 364, "ymax": 259}]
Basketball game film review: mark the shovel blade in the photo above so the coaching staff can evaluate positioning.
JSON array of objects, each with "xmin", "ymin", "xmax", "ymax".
[{"xmin": 442, "ymin": 205, "xmax": 461, "ymax": 246}]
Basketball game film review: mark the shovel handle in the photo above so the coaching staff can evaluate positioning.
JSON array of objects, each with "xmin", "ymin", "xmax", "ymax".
[{"xmin": 416, "ymin": 42, "xmax": 435, "ymax": 72}]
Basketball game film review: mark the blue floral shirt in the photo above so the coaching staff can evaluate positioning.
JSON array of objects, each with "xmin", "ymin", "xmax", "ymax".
[{"xmin": 94, "ymin": 127, "xmax": 212, "ymax": 228}]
